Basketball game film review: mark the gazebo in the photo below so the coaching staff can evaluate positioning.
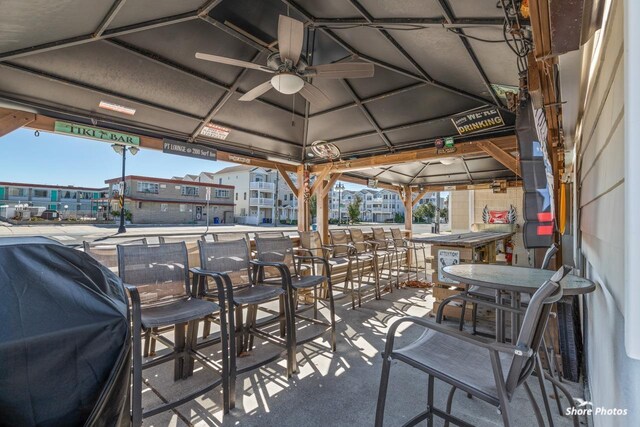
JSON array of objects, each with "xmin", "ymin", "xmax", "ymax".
[{"xmin": 2, "ymin": 0, "xmax": 637, "ymax": 426}]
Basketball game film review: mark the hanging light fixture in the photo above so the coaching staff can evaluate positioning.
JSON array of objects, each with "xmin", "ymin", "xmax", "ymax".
[{"xmin": 271, "ymin": 73, "xmax": 304, "ymax": 94}]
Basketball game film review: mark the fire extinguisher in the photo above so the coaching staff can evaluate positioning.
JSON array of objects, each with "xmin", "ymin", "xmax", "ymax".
[{"xmin": 505, "ymin": 240, "xmax": 514, "ymax": 265}]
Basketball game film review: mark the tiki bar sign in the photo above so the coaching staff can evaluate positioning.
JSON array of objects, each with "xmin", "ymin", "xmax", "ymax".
[
  {"xmin": 54, "ymin": 121, "xmax": 140, "ymax": 146},
  {"xmin": 451, "ymin": 107, "xmax": 504, "ymax": 135}
]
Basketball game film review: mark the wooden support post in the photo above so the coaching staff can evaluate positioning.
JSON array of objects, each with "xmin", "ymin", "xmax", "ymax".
[
  {"xmin": 477, "ymin": 140, "xmax": 521, "ymax": 176},
  {"xmin": 402, "ymin": 184, "xmax": 413, "ymax": 238},
  {"xmin": 296, "ymin": 165, "xmax": 309, "ymax": 232},
  {"xmin": 0, "ymin": 110, "xmax": 36, "ymax": 137},
  {"xmin": 316, "ymin": 179, "xmax": 330, "ymax": 244},
  {"xmin": 315, "ymin": 173, "xmax": 340, "ymax": 244}
]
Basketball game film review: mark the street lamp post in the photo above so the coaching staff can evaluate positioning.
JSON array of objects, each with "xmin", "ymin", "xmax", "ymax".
[
  {"xmin": 112, "ymin": 144, "xmax": 139, "ymax": 233},
  {"xmin": 335, "ymin": 182, "xmax": 345, "ymax": 225}
]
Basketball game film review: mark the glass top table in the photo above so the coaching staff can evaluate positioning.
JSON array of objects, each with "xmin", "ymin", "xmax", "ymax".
[{"xmin": 442, "ymin": 264, "xmax": 596, "ymax": 295}]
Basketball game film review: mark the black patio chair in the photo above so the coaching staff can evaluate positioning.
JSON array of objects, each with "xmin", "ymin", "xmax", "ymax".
[
  {"xmin": 117, "ymin": 242, "xmax": 231, "ymax": 425},
  {"xmin": 195, "ymin": 238, "xmax": 286, "ymax": 403},
  {"xmin": 254, "ymin": 236, "xmax": 336, "ymax": 376},
  {"xmin": 375, "ymin": 266, "xmax": 569, "ymax": 427}
]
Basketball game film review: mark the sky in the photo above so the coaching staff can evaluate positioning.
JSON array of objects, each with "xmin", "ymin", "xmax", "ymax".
[{"xmin": 0, "ymin": 128, "xmax": 364, "ymax": 190}]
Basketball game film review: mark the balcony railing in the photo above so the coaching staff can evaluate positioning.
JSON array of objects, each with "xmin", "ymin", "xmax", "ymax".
[
  {"xmin": 250, "ymin": 182, "xmax": 275, "ymax": 191},
  {"xmin": 250, "ymin": 197, "xmax": 274, "ymax": 207}
]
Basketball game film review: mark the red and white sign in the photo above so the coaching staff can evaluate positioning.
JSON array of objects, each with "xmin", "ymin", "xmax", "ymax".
[
  {"xmin": 482, "ymin": 205, "xmax": 517, "ymax": 224},
  {"xmin": 99, "ymin": 101, "xmax": 136, "ymax": 115},
  {"xmin": 200, "ymin": 123, "xmax": 230, "ymax": 140},
  {"xmin": 487, "ymin": 210, "xmax": 509, "ymax": 224}
]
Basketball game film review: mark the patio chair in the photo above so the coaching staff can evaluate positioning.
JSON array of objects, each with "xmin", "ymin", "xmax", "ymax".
[
  {"xmin": 117, "ymin": 242, "xmax": 231, "ymax": 425},
  {"xmin": 254, "ymin": 231, "xmax": 285, "ymax": 239},
  {"xmin": 390, "ymin": 227, "xmax": 427, "ymax": 283},
  {"xmin": 371, "ymin": 227, "xmax": 400, "ymax": 288},
  {"xmin": 330, "ymin": 229, "xmax": 378, "ymax": 307},
  {"xmin": 351, "ymin": 228, "xmax": 394, "ymax": 290},
  {"xmin": 298, "ymin": 230, "xmax": 354, "ymax": 301},
  {"xmin": 375, "ymin": 266, "xmax": 569, "ymax": 427},
  {"xmin": 83, "ymin": 238, "xmax": 147, "ymax": 271},
  {"xmin": 195, "ymin": 238, "xmax": 286, "ymax": 401},
  {"xmin": 254, "ymin": 236, "xmax": 336, "ymax": 376}
]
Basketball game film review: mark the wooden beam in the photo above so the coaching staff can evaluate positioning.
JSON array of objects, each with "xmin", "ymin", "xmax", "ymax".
[
  {"xmin": 412, "ymin": 187, "xmax": 432, "ymax": 207},
  {"xmin": 276, "ymin": 164, "xmax": 298, "ymax": 194},
  {"xmin": 13, "ymin": 108, "xmax": 298, "ymax": 172},
  {"xmin": 322, "ymin": 173, "xmax": 341, "ymax": 197},
  {"xmin": 338, "ymin": 174, "xmax": 397, "ymax": 190},
  {"xmin": 316, "ymin": 179, "xmax": 330, "ymax": 244},
  {"xmin": 309, "ymin": 166, "xmax": 331, "ymax": 195},
  {"xmin": 0, "ymin": 109, "xmax": 36, "ymax": 137},
  {"xmin": 477, "ymin": 140, "xmax": 521, "ymax": 176},
  {"xmin": 402, "ymin": 184, "xmax": 413, "ymax": 237},
  {"xmin": 308, "ymin": 136, "xmax": 517, "ymax": 173}
]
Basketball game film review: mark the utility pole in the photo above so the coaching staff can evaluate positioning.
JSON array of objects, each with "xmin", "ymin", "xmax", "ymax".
[
  {"xmin": 435, "ymin": 191, "xmax": 441, "ymax": 234},
  {"xmin": 117, "ymin": 147, "xmax": 126, "ymax": 233}
]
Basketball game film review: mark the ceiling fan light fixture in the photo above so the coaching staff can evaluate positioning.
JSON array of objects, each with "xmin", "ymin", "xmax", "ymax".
[{"xmin": 271, "ymin": 73, "xmax": 304, "ymax": 94}]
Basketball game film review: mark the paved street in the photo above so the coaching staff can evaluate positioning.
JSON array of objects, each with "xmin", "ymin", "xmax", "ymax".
[{"xmin": 0, "ymin": 222, "xmax": 446, "ymax": 246}]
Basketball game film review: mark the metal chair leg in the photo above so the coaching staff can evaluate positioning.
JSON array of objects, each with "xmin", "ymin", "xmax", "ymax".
[
  {"xmin": 523, "ymin": 381, "xmax": 546, "ymax": 427},
  {"xmin": 458, "ymin": 300, "xmax": 467, "ymax": 331},
  {"xmin": 143, "ymin": 329, "xmax": 151, "ymax": 358},
  {"xmin": 472, "ymin": 302, "xmax": 479, "ymax": 335},
  {"xmin": 444, "ymin": 386, "xmax": 457, "ymax": 427},
  {"xmin": 284, "ymin": 285, "xmax": 298, "ymax": 376},
  {"xmin": 202, "ymin": 318, "xmax": 211, "ymax": 339},
  {"xmin": 132, "ymin": 325, "xmax": 143, "ymax": 427},
  {"xmin": 174, "ymin": 322, "xmax": 186, "ymax": 381},
  {"xmin": 427, "ymin": 375, "xmax": 435, "ymax": 427},
  {"xmin": 150, "ymin": 328, "xmax": 158, "ymax": 356},
  {"xmin": 328, "ymin": 279, "xmax": 336, "ymax": 351},
  {"xmin": 374, "ymin": 356, "xmax": 392, "ymax": 427},
  {"xmin": 534, "ymin": 354, "xmax": 555, "ymax": 427}
]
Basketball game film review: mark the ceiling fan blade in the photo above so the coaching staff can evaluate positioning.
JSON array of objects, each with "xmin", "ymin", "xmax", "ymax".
[
  {"xmin": 299, "ymin": 82, "xmax": 330, "ymax": 107},
  {"xmin": 239, "ymin": 80, "xmax": 273, "ymax": 101},
  {"xmin": 306, "ymin": 62, "xmax": 375, "ymax": 79},
  {"xmin": 195, "ymin": 52, "xmax": 274, "ymax": 73},
  {"xmin": 278, "ymin": 15, "xmax": 304, "ymax": 66}
]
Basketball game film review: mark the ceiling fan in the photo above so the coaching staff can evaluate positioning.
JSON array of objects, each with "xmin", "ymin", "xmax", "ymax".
[{"xmin": 195, "ymin": 15, "xmax": 374, "ymax": 107}]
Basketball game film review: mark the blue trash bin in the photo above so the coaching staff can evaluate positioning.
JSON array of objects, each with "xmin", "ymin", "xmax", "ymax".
[
  {"xmin": 213, "ymin": 217, "xmax": 220, "ymax": 224},
  {"xmin": 311, "ymin": 224, "xmax": 317, "ymax": 231}
]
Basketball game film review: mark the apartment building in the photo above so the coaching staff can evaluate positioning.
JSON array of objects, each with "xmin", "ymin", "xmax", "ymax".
[
  {"xmin": 0, "ymin": 181, "xmax": 108, "ymax": 219},
  {"xmin": 192, "ymin": 165, "xmax": 298, "ymax": 225},
  {"xmin": 328, "ymin": 188, "xmax": 437, "ymax": 222},
  {"xmin": 105, "ymin": 175, "xmax": 234, "ymax": 225}
]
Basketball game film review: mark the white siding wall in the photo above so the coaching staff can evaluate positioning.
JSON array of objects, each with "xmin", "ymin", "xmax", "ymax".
[{"xmin": 577, "ymin": 0, "xmax": 640, "ymax": 424}]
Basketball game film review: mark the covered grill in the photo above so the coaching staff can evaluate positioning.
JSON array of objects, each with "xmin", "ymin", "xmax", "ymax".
[{"xmin": 0, "ymin": 237, "xmax": 130, "ymax": 426}]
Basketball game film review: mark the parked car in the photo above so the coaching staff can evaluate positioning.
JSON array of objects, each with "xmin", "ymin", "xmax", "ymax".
[{"xmin": 41, "ymin": 210, "xmax": 60, "ymax": 220}]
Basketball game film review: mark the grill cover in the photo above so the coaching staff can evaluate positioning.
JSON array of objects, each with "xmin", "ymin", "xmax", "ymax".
[{"xmin": 0, "ymin": 237, "xmax": 130, "ymax": 426}]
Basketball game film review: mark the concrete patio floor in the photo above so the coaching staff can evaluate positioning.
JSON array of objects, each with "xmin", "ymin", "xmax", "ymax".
[{"xmin": 140, "ymin": 275, "xmax": 584, "ymax": 427}]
